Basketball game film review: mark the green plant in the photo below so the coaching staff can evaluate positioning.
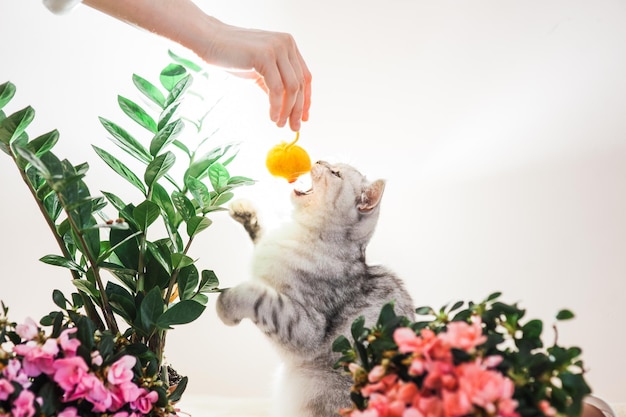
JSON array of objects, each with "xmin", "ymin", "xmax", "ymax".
[
  {"xmin": 0, "ymin": 51, "xmax": 254, "ymax": 389},
  {"xmin": 333, "ymin": 292, "xmax": 591, "ymax": 417}
]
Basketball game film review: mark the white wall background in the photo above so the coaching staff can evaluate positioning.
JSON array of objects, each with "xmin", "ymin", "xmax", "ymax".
[{"xmin": 1, "ymin": 0, "xmax": 625, "ymax": 404}]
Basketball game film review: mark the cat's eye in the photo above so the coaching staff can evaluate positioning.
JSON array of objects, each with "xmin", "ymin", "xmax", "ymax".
[{"xmin": 330, "ymin": 169, "xmax": 342, "ymax": 178}]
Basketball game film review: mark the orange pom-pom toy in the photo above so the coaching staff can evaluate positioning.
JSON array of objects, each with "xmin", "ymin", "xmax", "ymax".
[{"xmin": 265, "ymin": 132, "xmax": 311, "ymax": 183}]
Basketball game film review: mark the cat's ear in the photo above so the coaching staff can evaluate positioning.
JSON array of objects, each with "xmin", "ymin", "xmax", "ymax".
[{"xmin": 357, "ymin": 179, "xmax": 386, "ymax": 213}]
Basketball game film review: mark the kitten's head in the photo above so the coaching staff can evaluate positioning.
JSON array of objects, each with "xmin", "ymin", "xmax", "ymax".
[{"xmin": 291, "ymin": 161, "xmax": 385, "ymax": 244}]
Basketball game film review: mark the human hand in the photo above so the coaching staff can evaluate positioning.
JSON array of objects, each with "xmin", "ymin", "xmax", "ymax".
[{"xmin": 200, "ymin": 21, "xmax": 312, "ymax": 131}]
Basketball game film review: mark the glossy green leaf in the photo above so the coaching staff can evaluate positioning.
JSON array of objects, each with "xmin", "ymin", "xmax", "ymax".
[
  {"xmin": 228, "ymin": 176, "xmax": 256, "ymax": 187},
  {"xmin": 118, "ymin": 95, "xmax": 157, "ymax": 133},
  {"xmin": 159, "ymin": 64, "xmax": 187, "ymax": 92},
  {"xmin": 171, "ymin": 253, "xmax": 194, "ymax": 270},
  {"xmin": 556, "ymin": 309, "xmax": 575, "ymax": 320},
  {"xmin": 192, "ymin": 293, "xmax": 209, "ymax": 304},
  {"xmin": 146, "ymin": 240, "xmax": 172, "ymax": 274},
  {"xmin": 211, "ymin": 191, "xmax": 234, "ymax": 207},
  {"xmin": 138, "ymin": 287, "xmax": 165, "ymax": 335},
  {"xmin": 93, "ymin": 146, "xmax": 146, "ymax": 194},
  {"xmin": 145, "ymin": 151, "xmax": 175, "ymax": 188},
  {"xmin": 158, "ymin": 102, "xmax": 180, "ymax": 131},
  {"xmin": 0, "ymin": 105, "xmax": 34, "ymax": 145},
  {"xmin": 133, "ymin": 200, "xmax": 161, "ymax": 231},
  {"xmin": 133, "ymin": 74, "xmax": 166, "ymax": 108},
  {"xmin": 199, "ymin": 270, "xmax": 219, "ymax": 292},
  {"xmin": 149, "ymin": 119, "xmax": 184, "ymax": 157},
  {"xmin": 185, "ymin": 176, "xmax": 210, "ymax": 209},
  {"xmin": 208, "ymin": 163, "xmax": 230, "ymax": 191},
  {"xmin": 52, "ymin": 289, "xmax": 67, "ymax": 309},
  {"xmin": 14, "ymin": 146, "xmax": 51, "ymax": 178},
  {"xmin": 177, "ymin": 265, "xmax": 199, "ymax": 301},
  {"xmin": 99, "ymin": 117, "xmax": 151, "ymax": 164},
  {"xmin": 168, "ymin": 376, "xmax": 188, "ymax": 402},
  {"xmin": 150, "ymin": 183, "xmax": 177, "ymax": 225},
  {"xmin": 156, "ymin": 300, "xmax": 205, "ymax": 329},
  {"xmin": 171, "ymin": 191, "xmax": 195, "ymax": 222},
  {"xmin": 184, "ymin": 144, "xmax": 233, "ymax": 181},
  {"xmin": 186, "ymin": 215, "xmax": 212, "ymax": 238},
  {"xmin": 0, "ymin": 81, "xmax": 16, "ymax": 110},
  {"xmin": 26, "ymin": 129, "xmax": 59, "ymax": 156},
  {"xmin": 164, "ymin": 74, "xmax": 192, "ymax": 108},
  {"xmin": 332, "ymin": 335, "xmax": 352, "ymax": 353},
  {"xmin": 72, "ymin": 279, "xmax": 100, "ymax": 300},
  {"xmin": 97, "ymin": 230, "xmax": 142, "ymax": 265}
]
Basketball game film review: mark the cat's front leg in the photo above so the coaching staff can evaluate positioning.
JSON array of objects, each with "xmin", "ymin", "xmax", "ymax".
[
  {"xmin": 229, "ymin": 199, "xmax": 263, "ymax": 243},
  {"xmin": 216, "ymin": 281, "xmax": 271, "ymax": 326}
]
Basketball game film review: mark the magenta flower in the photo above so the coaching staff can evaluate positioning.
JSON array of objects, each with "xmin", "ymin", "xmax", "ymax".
[
  {"xmin": 53, "ymin": 356, "xmax": 89, "ymax": 392},
  {"xmin": 15, "ymin": 318, "xmax": 38, "ymax": 341},
  {"xmin": 2, "ymin": 359, "xmax": 30, "ymax": 388},
  {"xmin": 130, "ymin": 388, "xmax": 158, "ymax": 414},
  {"xmin": 0, "ymin": 378, "xmax": 15, "ymax": 401},
  {"xmin": 439, "ymin": 319, "xmax": 487, "ymax": 352},
  {"xmin": 64, "ymin": 373, "xmax": 112, "ymax": 412},
  {"xmin": 58, "ymin": 328, "xmax": 80, "ymax": 356},
  {"xmin": 12, "ymin": 339, "xmax": 59, "ymax": 377},
  {"xmin": 57, "ymin": 407, "xmax": 79, "ymax": 417},
  {"xmin": 107, "ymin": 355, "xmax": 136, "ymax": 385},
  {"xmin": 11, "ymin": 389, "xmax": 37, "ymax": 417},
  {"xmin": 109, "ymin": 382, "xmax": 142, "ymax": 411}
]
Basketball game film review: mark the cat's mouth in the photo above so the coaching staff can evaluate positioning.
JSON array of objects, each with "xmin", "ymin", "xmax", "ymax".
[{"xmin": 293, "ymin": 173, "xmax": 313, "ymax": 196}]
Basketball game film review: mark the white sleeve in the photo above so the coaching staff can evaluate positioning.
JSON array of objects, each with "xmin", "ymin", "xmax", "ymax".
[{"xmin": 43, "ymin": 0, "xmax": 83, "ymax": 15}]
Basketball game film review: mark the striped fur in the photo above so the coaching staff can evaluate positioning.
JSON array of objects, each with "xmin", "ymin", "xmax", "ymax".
[{"xmin": 217, "ymin": 161, "xmax": 414, "ymax": 417}]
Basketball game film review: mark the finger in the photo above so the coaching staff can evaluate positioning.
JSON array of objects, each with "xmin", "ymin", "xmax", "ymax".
[
  {"xmin": 276, "ymin": 54, "xmax": 302, "ymax": 128},
  {"xmin": 296, "ymin": 51, "xmax": 312, "ymax": 122},
  {"xmin": 261, "ymin": 61, "xmax": 284, "ymax": 124},
  {"xmin": 289, "ymin": 87, "xmax": 305, "ymax": 132}
]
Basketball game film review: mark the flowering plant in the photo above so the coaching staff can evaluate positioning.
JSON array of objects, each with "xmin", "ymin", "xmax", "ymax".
[
  {"xmin": 0, "ymin": 51, "xmax": 253, "ymax": 416},
  {"xmin": 0, "ymin": 304, "xmax": 182, "ymax": 417},
  {"xmin": 333, "ymin": 292, "xmax": 591, "ymax": 417}
]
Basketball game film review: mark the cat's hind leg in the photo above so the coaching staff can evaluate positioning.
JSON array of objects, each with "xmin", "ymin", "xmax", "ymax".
[{"xmin": 229, "ymin": 199, "xmax": 263, "ymax": 243}]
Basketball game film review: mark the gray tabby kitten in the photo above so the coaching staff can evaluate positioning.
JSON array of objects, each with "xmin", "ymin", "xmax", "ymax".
[{"xmin": 216, "ymin": 160, "xmax": 415, "ymax": 417}]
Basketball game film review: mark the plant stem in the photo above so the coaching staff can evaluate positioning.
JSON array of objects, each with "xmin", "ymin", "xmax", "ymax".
[
  {"xmin": 10, "ymin": 153, "xmax": 106, "ymax": 330},
  {"xmin": 55, "ymin": 190, "xmax": 119, "ymax": 335}
]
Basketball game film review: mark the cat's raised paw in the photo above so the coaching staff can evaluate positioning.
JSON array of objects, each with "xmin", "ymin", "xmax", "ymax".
[
  {"xmin": 229, "ymin": 199, "xmax": 258, "ymax": 224},
  {"xmin": 229, "ymin": 199, "xmax": 262, "ymax": 242}
]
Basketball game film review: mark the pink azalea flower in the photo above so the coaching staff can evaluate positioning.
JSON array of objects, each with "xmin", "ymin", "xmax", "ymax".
[
  {"xmin": 109, "ymin": 381, "xmax": 142, "ymax": 411},
  {"xmin": 394, "ymin": 328, "xmax": 421, "ymax": 354},
  {"xmin": 368, "ymin": 365, "xmax": 386, "ymax": 383},
  {"xmin": 539, "ymin": 400, "xmax": 557, "ymax": 417},
  {"xmin": 368, "ymin": 393, "xmax": 390, "ymax": 417},
  {"xmin": 402, "ymin": 407, "xmax": 424, "ymax": 417},
  {"xmin": 415, "ymin": 396, "xmax": 444, "ymax": 417},
  {"xmin": 351, "ymin": 409, "xmax": 380, "ymax": 417},
  {"xmin": 11, "ymin": 389, "xmax": 36, "ymax": 417},
  {"xmin": 53, "ymin": 355, "xmax": 89, "ymax": 392},
  {"xmin": 442, "ymin": 389, "xmax": 473, "ymax": 417},
  {"xmin": 57, "ymin": 407, "xmax": 79, "ymax": 417},
  {"xmin": 0, "ymin": 378, "xmax": 15, "ymax": 401},
  {"xmin": 58, "ymin": 328, "xmax": 80, "ymax": 356},
  {"xmin": 13, "ymin": 339, "xmax": 59, "ymax": 377},
  {"xmin": 130, "ymin": 388, "xmax": 158, "ymax": 414},
  {"xmin": 107, "ymin": 355, "xmax": 136, "ymax": 385},
  {"xmin": 91, "ymin": 351, "xmax": 103, "ymax": 367},
  {"xmin": 65, "ymin": 373, "xmax": 112, "ymax": 412},
  {"xmin": 2, "ymin": 359, "xmax": 30, "ymax": 388},
  {"xmin": 15, "ymin": 318, "xmax": 38, "ymax": 341},
  {"xmin": 439, "ymin": 319, "xmax": 486, "ymax": 352},
  {"xmin": 455, "ymin": 362, "xmax": 518, "ymax": 417}
]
